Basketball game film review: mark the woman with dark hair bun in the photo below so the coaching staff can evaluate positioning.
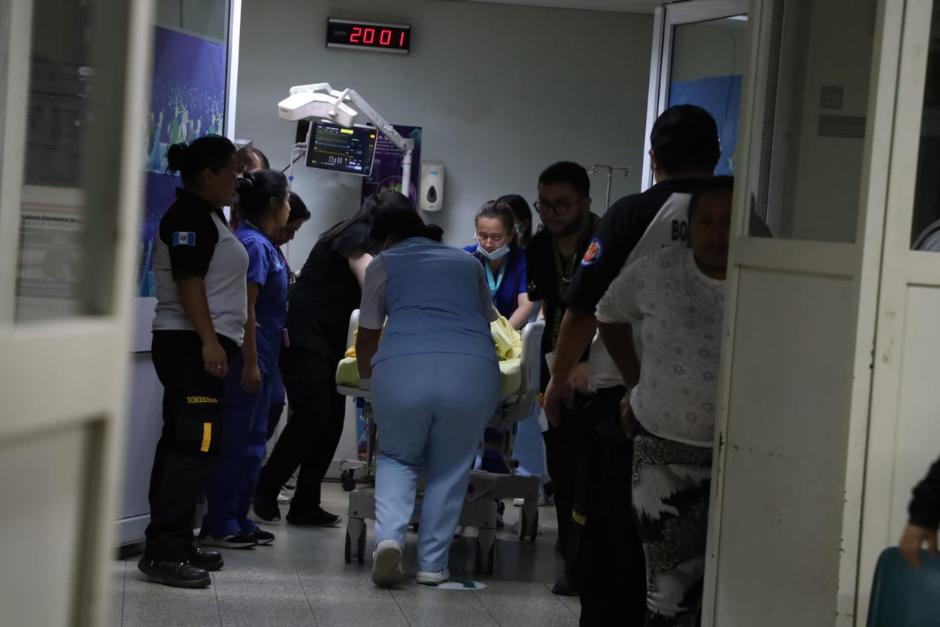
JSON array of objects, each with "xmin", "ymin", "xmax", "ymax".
[
  {"xmin": 200, "ymin": 169, "xmax": 290, "ymax": 551},
  {"xmin": 142, "ymin": 135, "xmax": 244, "ymax": 589},
  {"xmin": 355, "ymin": 192, "xmax": 501, "ymax": 588}
]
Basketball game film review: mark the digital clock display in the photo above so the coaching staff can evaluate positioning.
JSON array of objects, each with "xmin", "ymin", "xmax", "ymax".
[{"xmin": 326, "ymin": 18, "xmax": 411, "ymax": 54}]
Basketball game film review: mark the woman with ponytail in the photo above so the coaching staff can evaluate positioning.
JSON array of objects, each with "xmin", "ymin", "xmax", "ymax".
[
  {"xmin": 142, "ymin": 135, "xmax": 243, "ymax": 588},
  {"xmin": 354, "ymin": 192, "xmax": 502, "ymax": 588},
  {"xmin": 200, "ymin": 169, "xmax": 290, "ymax": 550}
]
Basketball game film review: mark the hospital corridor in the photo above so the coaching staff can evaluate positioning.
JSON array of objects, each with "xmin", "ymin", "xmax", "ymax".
[{"xmin": 6, "ymin": 0, "xmax": 940, "ymax": 626}]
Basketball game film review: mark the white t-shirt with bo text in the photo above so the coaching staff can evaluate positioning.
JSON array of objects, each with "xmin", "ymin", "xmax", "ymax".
[{"xmin": 595, "ymin": 246, "xmax": 724, "ymax": 447}]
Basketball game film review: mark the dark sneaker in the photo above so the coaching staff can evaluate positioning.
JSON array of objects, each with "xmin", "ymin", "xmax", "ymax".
[
  {"xmin": 199, "ymin": 532, "xmax": 258, "ymax": 550},
  {"xmin": 138, "ymin": 558, "xmax": 211, "ymax": 588},
  {"xmin": 251, "ymin": 528, "xmax": 276, "ymax": 546},
  {"xmin": 253, "ymin": 493, "xmax": 281, "ymax": 522},
  {"xmin": 187, "ymin": 546, "xmax": 224, "ymax": 571},
  {"xmin": 286, "ymin": 507, "xmax": 341, "ymax": 528}
]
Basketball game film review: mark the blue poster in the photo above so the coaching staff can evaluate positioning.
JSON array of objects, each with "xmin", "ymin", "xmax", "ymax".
[
  {"xmin": 361, "ymin": 124, "xmax": 422, "ymax": 205},
  {"xmin": 138, "ymin": 27, "xmax": 226, "ymax": 297},
  {"xmin": 669, "ymin": 74, "xmax": 742, "ymax": 176}
]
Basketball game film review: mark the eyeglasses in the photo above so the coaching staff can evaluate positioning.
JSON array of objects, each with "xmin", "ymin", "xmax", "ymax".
[
  {"xmin": 534, "ymin": 198, "xmax": 582, "ymax": 217},
  {"xmin": 475, "ymin": 233, "xmax": 508, "ymax": 245}
]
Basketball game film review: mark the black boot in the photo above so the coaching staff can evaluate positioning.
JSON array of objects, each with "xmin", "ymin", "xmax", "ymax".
[{"xmin": 138, "ymin": 558, "xmax": 211, "ymax": 588}]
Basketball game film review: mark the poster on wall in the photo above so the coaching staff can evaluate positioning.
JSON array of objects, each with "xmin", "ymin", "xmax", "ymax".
[
  {"xmin": 138, "ymin": 26, "xmax": 226, "ymax": 298},
  {"xmin": 360, "ymin": 124, "xmax": 422, "ymax": 205},
  {"xmin": 669, "ymin": 74, "xmax": 742, "ymax": 176}
]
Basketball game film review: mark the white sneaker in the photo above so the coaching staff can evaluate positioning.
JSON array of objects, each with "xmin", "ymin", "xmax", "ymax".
[
  {"xmin": 371, "ymin": 540, "xmax": 403, "ymax": 587},
  {"xmin": 416, "ymin": 568, "xmax": 450, "ymax": 586}
]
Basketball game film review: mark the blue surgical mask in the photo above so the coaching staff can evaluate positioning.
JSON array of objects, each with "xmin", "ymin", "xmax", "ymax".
[{"xmin": 477, "ymin": 243, "xmax": 511, "ymax": 261}]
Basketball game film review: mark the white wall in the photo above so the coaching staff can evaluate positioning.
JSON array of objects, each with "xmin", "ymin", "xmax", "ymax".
[{"xmin": 234, "ymin": 0, "xmax": 653, "ymax": 269}]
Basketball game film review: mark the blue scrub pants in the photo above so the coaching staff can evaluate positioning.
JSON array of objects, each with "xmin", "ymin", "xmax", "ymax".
[
  {"xmin": 372, "ymin": 352, "xmax": 500, "ymax": 572},
  {"xmin": 202, "ymin": 351, "xmax": 271, "ymax": 538}
]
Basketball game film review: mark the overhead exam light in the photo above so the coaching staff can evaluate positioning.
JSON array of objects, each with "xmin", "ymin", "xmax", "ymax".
[{"xmin": 278, "ymin": 83, "xmax": 416, "ymax": 199}]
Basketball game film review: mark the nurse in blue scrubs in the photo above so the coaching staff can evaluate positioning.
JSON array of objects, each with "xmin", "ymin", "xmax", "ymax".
[
  {"xmin": 464, "ymin": 199, "xmax": 535, "ymax": 329},
  {"xmin": 201, "ymin": 169, "xmax": 290, "ymax": 548},
  {"xmin": 355, "ymin": 192, "xmax": 501, "ymax": 588}
]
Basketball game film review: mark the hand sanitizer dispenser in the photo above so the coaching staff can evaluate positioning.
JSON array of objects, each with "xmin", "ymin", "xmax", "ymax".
[{"xmin": 419, "ymin": 162, "xmax": 444, "ymax": 212}]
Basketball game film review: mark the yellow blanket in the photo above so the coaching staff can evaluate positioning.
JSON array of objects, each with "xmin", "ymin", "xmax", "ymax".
[{"xmin": 337, "ymin": 314, "xmax": 524, "ymax": 397}]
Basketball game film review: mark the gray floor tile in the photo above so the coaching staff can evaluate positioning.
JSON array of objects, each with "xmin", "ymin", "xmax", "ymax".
[
  {"xmin": 476, "ymin": 581, "xmax": 579, "ymax": 625},
  {"xmin": 300, "ymin": 572, "xmax": 409, "ymax": 626},
  {"xmin": 122, "ymin": 563, "xmax": 221, "ymax": 627},
  {"xmin": 214, "ymin": 567, "xmax": 317, "ymax": 627},
  {"xmin": 392, "ymin": 584, "xmax": 498, "ymax": 626},
  {"xmin": 115, "ymin": 483, "xmax": 571, "ymax": 627}
]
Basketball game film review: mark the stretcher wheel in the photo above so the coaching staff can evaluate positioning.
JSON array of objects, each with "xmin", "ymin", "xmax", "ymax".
[
  {"xmin": 519, "ymin": 508, "xmax": 539, "ymax": 542},
  {"xmin": 357, "ymin": 528, "xmax": 366, "ymax": 563},
  {"xmin": 341, "ymin": 469, "xmax": 356, "ymax": 492},
  {"xmin": 475, "ymin": 530, "xmax": 496, "ymax": 574},
  {"xmin": 345, "ymin": 518, "xmax": 367, "ymax": 564}
]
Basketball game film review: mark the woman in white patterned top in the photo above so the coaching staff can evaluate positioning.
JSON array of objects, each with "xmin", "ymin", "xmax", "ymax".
[{"xmin": 596, "ymin": 175, "xmax": 732, "ymax": 627}]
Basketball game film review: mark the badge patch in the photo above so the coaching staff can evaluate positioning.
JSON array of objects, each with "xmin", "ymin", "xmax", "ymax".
[
  {"xmin": 172, "ymin": 231, "xmax": 197, "ymax": 246},
  {"xmin": 581, "ymin": 238, "xmax": 603, "ymax": 266}
]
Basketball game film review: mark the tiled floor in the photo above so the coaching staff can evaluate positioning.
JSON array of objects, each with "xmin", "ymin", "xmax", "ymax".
[{"xmin": 109, "ymin": 483, "xmax": 579, "ymax": 626}]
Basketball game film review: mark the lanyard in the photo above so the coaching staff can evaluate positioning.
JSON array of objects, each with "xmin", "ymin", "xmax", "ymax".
[{"xmin": 485, "ymin": 260, "xmax": 508, "ymax": 302}]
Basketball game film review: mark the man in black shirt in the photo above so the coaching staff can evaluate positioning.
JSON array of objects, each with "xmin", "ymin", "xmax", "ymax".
[
  {"xmin": 526, "ymin": 162, "xmax": 599, "ymax": 596},
  {"xmin": 543, "ymin": 106, "xmax": 724, "ymax": 626}
]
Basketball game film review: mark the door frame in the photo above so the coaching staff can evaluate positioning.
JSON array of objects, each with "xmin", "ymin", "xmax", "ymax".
[
  {"xmin": 641, "ymin": 0, "xmax": 749, "ymax": 190},
  {"xmin": 0, "ymin": 0, "xmax": 155, "ymax": 624},
  {"xmin": 700, "ymin": 0, "xmax": 903, "ymax": 623}
]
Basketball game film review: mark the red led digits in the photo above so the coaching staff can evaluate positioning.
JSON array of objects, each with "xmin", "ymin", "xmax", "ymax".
[
  {"xmin": 349, "ymin": 26, "xmax": 362, "ymax": 43},
  {"xmin": 379, "ymin": 29, "xmax": 392, "ymax": 46},
  {"xmin": 362, "ymin": 27, "xmax": 375, "ymax": 44}
]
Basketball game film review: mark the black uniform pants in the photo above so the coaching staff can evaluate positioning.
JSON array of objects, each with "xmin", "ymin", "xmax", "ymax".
[
  {"xmin": 574, "ymin": 386, "xmax": 647, "ymax": 627},
  {"xmin": 145, "ymin": 330, "xmax": 235, "ymax": 562},
  {"xmin": 543, "ymin": 391, "xmax": 593, "ymax": 561},
  {"xmin": 256, "ymin": 347, "xmax": 345, "ymax": 515}
]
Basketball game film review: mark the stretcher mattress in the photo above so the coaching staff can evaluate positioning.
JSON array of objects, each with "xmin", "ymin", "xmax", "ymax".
[{"xmin": 335, "ymin": 356, "xmax": 523, "ymax": 399}]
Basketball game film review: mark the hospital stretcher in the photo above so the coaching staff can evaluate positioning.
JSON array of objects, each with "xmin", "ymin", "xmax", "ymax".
[{"xmin": 334, "ymin": 311, "xmax": 545, "ymax": 573}]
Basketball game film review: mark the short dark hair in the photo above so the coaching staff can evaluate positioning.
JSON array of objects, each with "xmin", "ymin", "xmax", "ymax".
[
  {"xmin": 498, "ymin": 194, "xmax": 532, "ymax": 244},
  {"xmin": 688, "ymin": 175, "xmax": 734, "ymax": 223},
  {"xmin": 650, "ymin": 105, "xmax": 721, "ymax": 175},
  {"xmin": 369, "ymin": 191, "xmax": 442, "ymax": 242},
  {"xmin": 236, "ymin": 145, "xmax": 270, "ymax": 172},
  {"xmin": 166, "ymin": 135, "xmax": 236, "ymax": 186},
  {"xmin": 538, "ymin": 161, "xmax": 590, "ymax": 197},
  {"xmin": 288, "ymin": 191, "xmax": 311, "ymax": 223},
  {"xmin": 237, "ymin": 169, "xmax": 289, "ymax": 222}
]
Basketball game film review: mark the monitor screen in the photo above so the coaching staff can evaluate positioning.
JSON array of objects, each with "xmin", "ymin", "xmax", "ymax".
[{"xmin": 305, "ymin": 121, "xmax": 378, "ymax": 176}]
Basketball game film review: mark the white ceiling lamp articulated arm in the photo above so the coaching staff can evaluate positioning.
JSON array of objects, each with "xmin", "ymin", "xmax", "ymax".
[{"xmin": 278, "ymin": 83, "xmax": 416, "ymax": 199}]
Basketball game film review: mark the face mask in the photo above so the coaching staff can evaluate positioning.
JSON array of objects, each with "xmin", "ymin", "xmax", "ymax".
[{"xmin": 477, "ymin": 243, "xmax": 510, "ymax": 261}]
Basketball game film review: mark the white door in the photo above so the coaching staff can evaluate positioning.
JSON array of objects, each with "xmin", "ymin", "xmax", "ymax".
[
  {"xmin": 702, "ymin": 0, "xmax": 900, "ymax": 625},
  {"xmin": 859, "ymin": 0, "xmax": 940, "ymax": 620},
  {"xmin": 0, "ymin": 0, "xmax": 153, "ymax": 625},
  {"xmin": 642, "ymin": 0, "xmax": 749, "ymax": 190}
]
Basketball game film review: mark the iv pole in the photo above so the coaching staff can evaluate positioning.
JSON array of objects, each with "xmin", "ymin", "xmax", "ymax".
[{"xmin": 588, "ymin": 164, "xmax": 633, "ymax": 209}]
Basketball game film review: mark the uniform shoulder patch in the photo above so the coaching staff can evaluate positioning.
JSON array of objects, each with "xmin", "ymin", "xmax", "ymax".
[
  {"xmin": 172, "ymin": 231, "xmax": 197, "ymax": 247},
  {"xmin": 581, "ymin": 238, "xmax": 603, "ymax": 266}
]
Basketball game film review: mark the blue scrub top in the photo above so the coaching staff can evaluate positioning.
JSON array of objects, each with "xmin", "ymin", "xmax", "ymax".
[
  {"xmin": 463, "ymin": 244, "xmax": 527, "ymax": 319},
  {"xmin": 237, "ymin": 224, "xmax": 288, "ymax": 373}
]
